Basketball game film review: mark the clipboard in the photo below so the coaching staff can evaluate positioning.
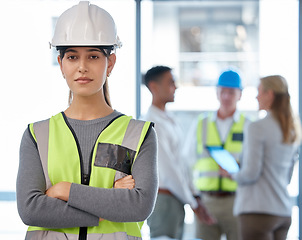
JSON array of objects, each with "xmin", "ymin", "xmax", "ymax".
[{"xmin": 207, "ymin": 146, "xmax": 239, "ymax": 173}]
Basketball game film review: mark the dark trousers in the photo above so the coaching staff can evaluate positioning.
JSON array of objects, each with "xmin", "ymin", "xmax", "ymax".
[{"xmin": 238, "ymin": 213, "xmax": 291, "ymax": 240}]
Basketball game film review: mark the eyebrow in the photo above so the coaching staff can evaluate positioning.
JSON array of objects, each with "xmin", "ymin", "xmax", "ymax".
[
  {"xmin": 87, "ymin": 48, "xmax": 103, "ymax": 53},
  {"xmin": 65, "ymin": 49, "xmax": 77, "ymax": 53},
  {"xmin": 65, "ymin": 48, "xmax": 103, "ymax": 53}
]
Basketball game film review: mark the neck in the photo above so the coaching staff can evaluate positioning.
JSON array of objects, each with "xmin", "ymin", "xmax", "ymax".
[
  {"xmin": 65, "ymin": 94, "xmax": 113, "ymax": 120},
  {"xmin": 152, "ymin": 99, "xmax": 166, "ymax": 111},
  {"xmin": 217, "ymin": 108, "xmax": 236, "ymax": 120}
]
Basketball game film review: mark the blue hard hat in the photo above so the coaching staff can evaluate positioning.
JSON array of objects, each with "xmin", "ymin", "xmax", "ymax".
[{"xmin": 217, "ymin": 70, "xmax": 242, "ymax": 89}]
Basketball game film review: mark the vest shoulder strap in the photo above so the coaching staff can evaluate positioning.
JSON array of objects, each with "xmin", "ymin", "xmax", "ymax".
[
  {"xmin": 196, "ymin": 116, "xmax": 209, "ymax": 154},
  {"xmin": 121, "ymin": 118, "xmax": 146, "ymax": 151},
  {"xmin": 32, "ymin": 119, "xmax": 52, "ymax": 189}
]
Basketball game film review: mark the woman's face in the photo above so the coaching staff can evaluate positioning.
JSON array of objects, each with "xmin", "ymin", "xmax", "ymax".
[
  {"xmin": 256, "ymin": 83, "xmax": 274, "ymax": 110},
  {"xmin": 58, "ymin": 47, "xmax": 115, "ymax": 100}
]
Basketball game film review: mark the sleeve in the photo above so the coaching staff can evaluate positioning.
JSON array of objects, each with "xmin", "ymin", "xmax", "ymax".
[
  {"xmin": 182, "ymin": 118, "xmax": 200, "ymax": 170},
  {"xmin": 16, "ymin": 128, "xmax": 100, "ymax": 228},
  {"xmin": 67, "ymin": 127, "xmax": 159, "ymax": 222},
  {"xmin": 237, "ymin": 117, "xmax": 252, "ymax": 165},
  {"xmin": 183, "ymin": 117, "xmax": 202, "ymax": 198},
  {"xmin": 288, "ymin": 147, "xmax": 299, "ymax": 183},
  {"xmin": 155, "ymin": 121, "xmax": 198, "ymax": 209},
  {"xmin": 232, "ymin": 121, "xmax": 264, "ymax": 185}
]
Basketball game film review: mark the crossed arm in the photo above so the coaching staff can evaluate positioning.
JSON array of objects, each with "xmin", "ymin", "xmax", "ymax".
[
  {"xmin": 46, "ymin": 175, "xmax": 135, "ymax": 202},
  {"xmin": 46, "ymin": 175, "xmax": 135, "ymax": 222},
  {"xmin": 17, "ymin": 128, "xmax": 158, "ymax": 228}
]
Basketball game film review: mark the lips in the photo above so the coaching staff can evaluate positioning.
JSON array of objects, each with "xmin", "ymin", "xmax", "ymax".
[{"xmin": 75, "ymin": 77, "xmax": 93, "ymax": 84}]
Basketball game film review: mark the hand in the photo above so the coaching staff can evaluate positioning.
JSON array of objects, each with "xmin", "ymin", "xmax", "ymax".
[
  {"xmin": 46, "ymin": 181, "xmax": 72, "ymax": 202},
  {"xmin": 193, "ymin": 197, "xmax": 216, "ymax": 225},
  {"xmin": 114, "ymin": 175, "xmax": 135, "ymax": 190},
  {"xmin": 97, "ymin": 175, "xmax": 135, "ymax": 222},
  {"xmin": 219, "ymin": 167, "xmax": 232, "ymax": 179}
]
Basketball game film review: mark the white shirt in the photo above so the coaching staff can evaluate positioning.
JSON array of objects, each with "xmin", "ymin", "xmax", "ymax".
[
  {"xmin": 142, "ymin": 105, "xmax": 198, "ymax": 208},
  {"xmin": 214, "ymin": 111, "xmax": 240, "ymax": 143}
]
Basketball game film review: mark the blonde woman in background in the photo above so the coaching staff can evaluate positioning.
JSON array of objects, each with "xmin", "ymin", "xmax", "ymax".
[{"xmin": 221, "ymin": 75, "xmax": 301, "ymax": 240}]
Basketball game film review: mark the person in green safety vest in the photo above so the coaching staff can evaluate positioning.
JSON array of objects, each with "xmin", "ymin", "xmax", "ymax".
[
  {"xmin": 184, "ymin": 69, "xmax": 251, "ymax": 240},
  {"xmin": 16, "ymin": 2, "xmax": 158, "ymax": 240}
]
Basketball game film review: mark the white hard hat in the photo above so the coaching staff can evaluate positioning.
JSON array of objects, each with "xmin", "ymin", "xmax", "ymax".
[{"xmin": 51, "ymin": 1, "xmax": 122, "ymax": 48}]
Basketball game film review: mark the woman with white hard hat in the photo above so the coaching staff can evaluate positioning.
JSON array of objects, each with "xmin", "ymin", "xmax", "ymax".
[{"xmin": 16, "ymin": 1, "xmax": 158, "ymax": 240}]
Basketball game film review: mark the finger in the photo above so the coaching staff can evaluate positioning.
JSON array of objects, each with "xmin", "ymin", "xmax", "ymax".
[
  {"xmin": 207, "ymin": 216, "xmax": 217, "ymax": 225},
  {"xmin": 123, "ymin": 175, "xmax": 133, "ymax": 180},
  {"xmin": 123, "ymin": 179, "xmax": 135, "ymax": 185},
  {"xmin": 126, "ymin": 181, "xmax": 135, "ymax": 189},
  {"xmin": 203, "ymin": 214, "xmax": 217, "ymax": 225}
]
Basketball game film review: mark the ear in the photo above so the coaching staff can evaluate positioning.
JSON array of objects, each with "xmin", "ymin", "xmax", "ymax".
[
  {"xmin": 237, "ymin": 89, "xmax": 242, "ymax": 101},
  {"xmin": 148, "ymin": 81, "xmax": 159, "ymax": 94},
  {"xmin": 57, "ymin": 55, "xmax": 64, "ymax": 75},
  {"xmin": 107, "ymin": 53, "xmax": 116, "ymax": 74},
  {"xmin": 267, "ymin": 89, "xmax": 275, "ymax": 101},
  {"xmin": 216, "ymin": 87, "xmax": 220, "ymax": 100}
]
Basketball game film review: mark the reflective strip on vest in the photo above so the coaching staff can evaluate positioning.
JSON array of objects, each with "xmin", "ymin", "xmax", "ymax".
[
  {"xmin": 25, "ymin": 231, "xmax": 142, "ymax": 240},
  {"xmin": 194, "ymin": 114, "xmax": 245, "ymax": 192},
  {"xmin": 27, "ymin": 113, "xmax": 152, "ymax": 239},
  {"xmin": 32, "ymin": 120, "xmax": 52, "ymax": 190}
]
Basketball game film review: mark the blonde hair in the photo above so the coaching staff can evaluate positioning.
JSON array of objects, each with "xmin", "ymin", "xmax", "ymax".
[{"xmin": 260, "ymin": 75, "xmax": 299, "ymax": 143}]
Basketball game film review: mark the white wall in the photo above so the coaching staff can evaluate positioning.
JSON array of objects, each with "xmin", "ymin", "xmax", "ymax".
[
  {"xmin": 0, "ymin": 0, "xmax": 136, "ymax": 191},
  {"xmin": 259, "ymin": 0, "xmax": 299, "ymax": 113},
  {"xmin": 140, "ymin": 0, "xmax": 299, "ymax": 115}
]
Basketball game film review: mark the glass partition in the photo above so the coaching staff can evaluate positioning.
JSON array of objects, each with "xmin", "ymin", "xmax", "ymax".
[{"xmin": 140, "ymin": 1, "xmax": 299, "ymax": 239}]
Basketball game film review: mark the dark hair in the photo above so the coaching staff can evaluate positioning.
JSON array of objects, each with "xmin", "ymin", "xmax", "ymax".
[
  {"xmin": 57, "ymin": 46, "xmax": 114, "ymax": 107},
  {"xmin": 57, "ymin": 46, "xmax": 114, "ymax": 60},
  {"xmin": 143, "ymin": 66, "xmax": 172, "ymax": 89}
]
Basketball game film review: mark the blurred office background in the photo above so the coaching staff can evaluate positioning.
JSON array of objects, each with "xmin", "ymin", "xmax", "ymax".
[{"xmin": 0, "ymin": 0, "xmax": 299, "ymax": 239}]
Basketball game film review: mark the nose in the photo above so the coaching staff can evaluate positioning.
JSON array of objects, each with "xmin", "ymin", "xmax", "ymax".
[
  {"xmin": 221, "ymin": 92, "xmax": 230, "ymax": 99},
  {"xmin": 174, "ymin": 83, "xmax": 177, "ymax": 90},
  {"xmin": 78, "ymin": 60, "xmax": 88, "ymax": 73}
]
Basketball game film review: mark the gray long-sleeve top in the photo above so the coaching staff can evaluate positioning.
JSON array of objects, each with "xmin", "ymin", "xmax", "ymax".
[
  {"xmin": 17, "ymin": 110, "xmax": 158, "ymax": 229},
  {"xmin": 232, "ymin": 112, "xmax": 298, "ymax": 217}
]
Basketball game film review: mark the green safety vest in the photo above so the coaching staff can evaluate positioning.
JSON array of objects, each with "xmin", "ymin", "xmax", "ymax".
[
  {"xmin": 194, "ymin": 113, "xmax": 246, "ymax": 192},
  {"xmin": 27, "ymin": 112, "xmax": 152, "ymax": 240}
]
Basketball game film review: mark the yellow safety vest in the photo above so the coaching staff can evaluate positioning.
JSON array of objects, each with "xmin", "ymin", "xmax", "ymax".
[
  {"xmin": 194, "ymin": 114, "xmax": 246, "ymax": 192},
  {"xmin": 27, "ymin": 112, "xmax": 152, "ymax": 240}
]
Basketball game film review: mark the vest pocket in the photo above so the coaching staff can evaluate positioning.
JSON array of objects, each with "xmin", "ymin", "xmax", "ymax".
[
  {"xmin": 94, "ymin": 143, "xmax": 136, "ymax": 175},
  {"xmin": 232, "ymin": 132, "xmax": 244, "ymax": 141}
]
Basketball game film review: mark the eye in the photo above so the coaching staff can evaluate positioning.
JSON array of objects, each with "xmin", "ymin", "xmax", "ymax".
[
  {"xmin": 89, "ymin": 55, "xmax": 100, "ymax": 60},
  {"xmin": 66, "ymin": 55, "xmax": 77, "ymax": 60}
]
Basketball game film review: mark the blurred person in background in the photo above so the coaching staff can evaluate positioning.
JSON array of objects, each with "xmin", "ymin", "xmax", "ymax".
[
  {"xmin": 185, "ymin": 69, "xmax": 250, "ymax": 240},
  {"xmin": 142, "ymin": 65, "xmax": 215, "ymax": 240},
  {"xmin": 221, "ymin": 75, "xmax": 301, "ymax": 240}
]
